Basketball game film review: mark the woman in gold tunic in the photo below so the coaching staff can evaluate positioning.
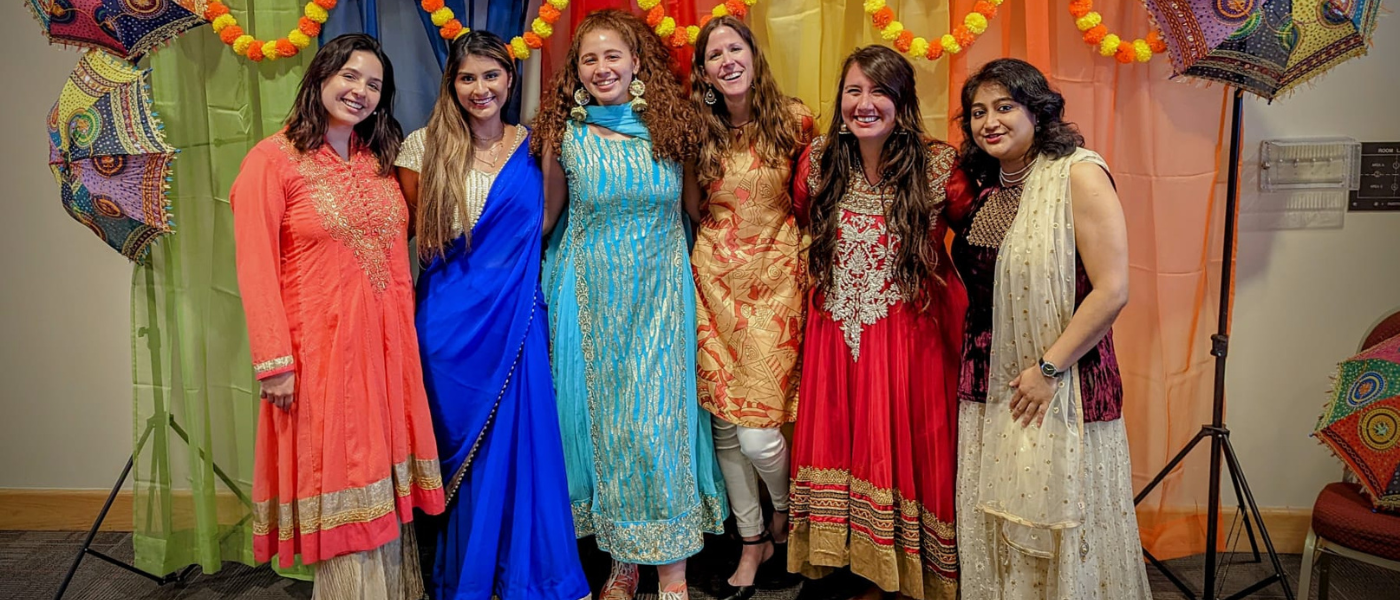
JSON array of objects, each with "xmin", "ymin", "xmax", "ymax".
[{"xmin": 687, "ymin": 16, "xmax": 814, "ymax": 600}]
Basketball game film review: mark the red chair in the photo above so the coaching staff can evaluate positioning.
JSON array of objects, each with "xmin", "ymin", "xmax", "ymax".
[{"xmin": 1297, "ymin": 308, "xmax": 1400, "ymax": 599}]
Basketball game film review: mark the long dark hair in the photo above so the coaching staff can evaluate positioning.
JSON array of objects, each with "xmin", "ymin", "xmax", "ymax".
[
  {"xmin": 285, "ymin": 33, "xmax": 402, "ymax": 176},
  {"xmin": 418, "ymin": 31, "xmax": 516, "ymax": 259},
  {"xmin": 530, "ymin": 9, "xmax": 696, "ymax": 164},
  {"xmin": 688, "ymin": 16, "xmax": 803, "ymax": 189},
  {"xmin": 957, "ymin": 58, "xmax": 1083, "ymax": 189},
  {"xmin": 810, "ymin": 45, "xmax": 944, "ymax": 309}
]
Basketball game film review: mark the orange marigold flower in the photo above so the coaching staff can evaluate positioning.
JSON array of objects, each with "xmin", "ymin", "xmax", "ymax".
[
  {"xmin": 420, "ymin": 0, "xmax": 444, "ymax": 12},
  {"xmin": 1069, "ymin": 0, "xmax": 1093, "ymax": 19},
  {"xmin": 539, "ymin": 3, "xmax": 561, "ymax": 24},
  {"xmin": 1115, "ymin": 43, "xmax": 1135, "ymax": 63},
  {"xmin": 247, "ymin": 43, "xmax": 265, "ymax": 61},
  {"xmin": 299, "ymin": 16, "xmax": 321, "ymax": 37},
  {"xmin": 313, "ymin": 0, "xmax": 337, "ymax": 10},
  {"xmin": 276, "ymin": 39, "xmax": 297, "ymax": 57},
  {"xmin": 726, "ymin": 0, "xmax": 747, "ymax": 18},
  {"xmin": 670, "ymin": 27, "xmax": 688, "ymax": 47},
  {"xmin": 872, "ymin": 6, "xmax": 894, "ymax": 29},
  {"xmin": 926, "ymin": 42, "xmax": 944, "ymax": 61},
  {"xmin": 647, "ymin": 5, "xmax": 664, "ymax": 27},
  {"xmin": 1147, "ymin": 30, "xmax": 1168, "ymax": 53},
  {"xmin": 1084, "ymin": 24, "xmax": 1108, "ymax": 45},
  {"xmin": 953, "ymin": 25, "xmax": 976, "ymax": 47},
  {"xmin": 973, "ymin": 1, "xmax": 996, "ymax": 18},
  {"xmin": 894, "ymin": 30, "xmax": 914, "ymax": 52},
  {"xmin": 440, "ymin": 20, "xmax": 463, "ymax": 39},
  {"xmin": 524, "ymin": 31, "xmax": 544, "ymax": 49},
  {"xmin": 204, "ymin": 2, "xmax": 229, "ymax": 20},
  {"xmin": 699, "ymin": 15, "xmax": 712, "ymax": 27},
  {"xmin": 219, "ymin": 25, "xmax": 244, "ymax": 45}
]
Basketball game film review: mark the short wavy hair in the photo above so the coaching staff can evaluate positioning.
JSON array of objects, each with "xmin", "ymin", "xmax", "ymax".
[{"xmin": 957, "ymin": 58, "xmax": 1084, "ymax": 189}]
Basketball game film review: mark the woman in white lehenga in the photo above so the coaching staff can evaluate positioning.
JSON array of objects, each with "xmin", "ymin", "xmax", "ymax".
[{"xmin": 949, "ymin": 58, "xmax": 1152, "ymax": 600}]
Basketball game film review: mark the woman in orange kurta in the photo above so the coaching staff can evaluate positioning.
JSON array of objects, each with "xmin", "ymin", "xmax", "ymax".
[
  {"xmin": 230, "ymin": 34, "xmax": 444, "ymax": 599},
  {"xmin": 687, "ymin": 16, "xmax": 813, "ymax": 599}
]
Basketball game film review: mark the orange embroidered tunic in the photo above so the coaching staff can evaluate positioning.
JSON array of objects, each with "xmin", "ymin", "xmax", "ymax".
[
  {"xmin": 693, "ymin": 103, "xmax": 816, "ymax": 428},
  {"xmin": 230, "ymin": 133, "xmax": 444, "ymax": 568}
]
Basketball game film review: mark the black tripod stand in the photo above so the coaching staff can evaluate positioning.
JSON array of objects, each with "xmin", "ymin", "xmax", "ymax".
[
  {"xmin": 1132, "ymin": 88, "xmax": 1294, "ymax": 600},
  {"xmin": 52, "ymin": 413, "xmax": 253, "ymax": 600}
]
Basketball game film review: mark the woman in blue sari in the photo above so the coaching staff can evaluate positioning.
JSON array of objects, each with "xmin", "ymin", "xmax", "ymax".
[
  {"xmin": 395, "ymin": 31, "xmax": 588, "ymax": 600},
  {"xmin": 530, "ymin": 10, "xmax": 727, "ymax": 600}
]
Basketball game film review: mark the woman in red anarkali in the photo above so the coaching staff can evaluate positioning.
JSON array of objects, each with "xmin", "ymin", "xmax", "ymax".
[
  {"xmin": 230, "ymin": 34, "xmax": 444, "ymax": 599},
  {"xmin": 786, "ymin": 46, "xmax": 972, "ymax": 600}
]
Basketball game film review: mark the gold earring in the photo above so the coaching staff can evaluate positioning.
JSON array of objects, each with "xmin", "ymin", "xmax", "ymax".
[
  {"xmin": 629, "ymin": 79, "xmax": 647, "ymax": 113},
  {"xmin": 703, "ymin": 86, "xmax": 717, "ymax": 106},
  {"xmin": 838, "ymin": 121, "xmax": 850, "ymax": 135},
  {"xmin": 571, "ymin": 86, "xmax": 591, "ymax": 122}
]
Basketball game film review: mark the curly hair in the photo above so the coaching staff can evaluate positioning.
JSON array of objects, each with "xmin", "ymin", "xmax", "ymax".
[
  {"xmin": 957, "ymin": 58, "xmax": 1084, "ymax": 189},
  {"xmin": 417, "ymin": 30, "xmax": 517, "ymax": 260},
  {"xmin": 809, "ymin": 45, "xmax": 948, "ymax": 310},
  {"xmin": 689, "ymin": 15, "xmax": 805, "ymax": 189},
  {"xmin": 529, "ymin": 9, "xmax": 696, "ymax": 164}
]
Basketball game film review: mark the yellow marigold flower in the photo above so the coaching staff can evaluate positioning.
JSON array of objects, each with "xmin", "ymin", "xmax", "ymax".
[
  {"xmin": 511, "ymin": 37, "xmax": 531, "ymax": 60},
  {"xmin": 687, "ymin": 26, "xmax": 701, "ymax": 45},
  {"xmin": 941, "ymin": 33, "xmax": 961, "ymax": 54},
  {"xmin": 232, "ymin": 35, "xmax": 255, "ymax": 55},
  {"xmin": 431, "ymin": 7, "xmax": 454, "ymax": 27},
  {"xmin": 863, "ymin": 0, "xmax": 885, "ymax": 13},
  {"xmin": 532, "ymin": 18, "xmax": 552, "ymax": 38},
  {"xmin": 305, "ymin": 3, "xmax": 328, "ymax": 23},
  {"xmin": 1133, "ymin": 39, "xmax": 1153, "ymax": 62},
  {"xmin": 1076, "ymin": 12, "xmax": 1102, "ymax": 32},
  {"xmin": 288, "ymin": 30, "xmax": 312, "ymax": 49},
  {"xmin": 656, "ymin": 16, "xmax": 676, "ymax": 38},
  {"xmin": 262, "ymin": 40, "xmax": 281, "ymax": 60},
  {"xmin": 881, "ymin": 21, "xmax": 903, "ymax": 41},
  {"xmin": 965, "ymin": 12, "xmax": 988, "ymax": 35},
  {"xmin": 1099, "ymin": 34, "xmax": 1121, "ymax": 56},
  {"xmin": 211, "ymin": 14, "xmax": 236, "ymax": 33},
  {"xmin": 909, "ymin": 37, "xmax": 929, "ymax": 58},
  {"xmin": 712, "ymin": 4, "xmax": 728, "ymax": 17}
]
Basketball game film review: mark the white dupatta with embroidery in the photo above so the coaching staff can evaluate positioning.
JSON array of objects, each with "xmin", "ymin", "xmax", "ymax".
[{"xmin": 976, "ymin": 147, "xmax": 1109, "ymax": 558}]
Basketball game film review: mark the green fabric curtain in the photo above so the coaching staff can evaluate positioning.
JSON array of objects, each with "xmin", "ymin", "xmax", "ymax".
[{"xmin": 131, "ymin": 2, "xmax": 313, "ymax": 579}]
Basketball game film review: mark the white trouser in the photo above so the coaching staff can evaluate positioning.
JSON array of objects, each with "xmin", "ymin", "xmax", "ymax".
[{"xmin": 711, "ymin": 418, "xmax": 790, "ymax": 537}]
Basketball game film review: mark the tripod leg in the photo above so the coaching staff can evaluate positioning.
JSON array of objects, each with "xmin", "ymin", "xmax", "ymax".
[
  {"xmin": 52, "ymin": 453, "xmax": 137, "ymax": 600},
  {"xmin": 1221, "ymin": 437, "xmax": 1295, "ymax": 600},
  {"xmin": 1228, "ymin": 461, "xmax": 1262, "ymax": 563},
  {"xmin": 1136, "ymin": 428, "xmax": 1211, "ymax": 505}
]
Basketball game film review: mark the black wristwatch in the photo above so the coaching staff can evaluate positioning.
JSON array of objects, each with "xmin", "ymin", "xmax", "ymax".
[{"xmin": 1039, "ymin": 358, "xmax": 1064, "ymax": 378}]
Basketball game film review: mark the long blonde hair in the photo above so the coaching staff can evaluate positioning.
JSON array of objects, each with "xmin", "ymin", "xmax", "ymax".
[
  {"xmin": 418, "ymin": 31, "xmax": 516, "ymax": 260},
  {"xmin": 689, "ymin": 16, "xmax": 804, "ymax": 189}
]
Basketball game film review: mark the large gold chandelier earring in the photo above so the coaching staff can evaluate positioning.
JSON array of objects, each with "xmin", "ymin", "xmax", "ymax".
[
  {"xmin": 629, "ymin": 78, "xmax": 647, "ymax": 113},
  {"xmin": 571, "ymin": 86, "xmax": 592, "ymax": 122}
]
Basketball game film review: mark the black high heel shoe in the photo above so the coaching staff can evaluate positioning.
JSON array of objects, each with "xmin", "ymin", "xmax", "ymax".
[
  {"xmin": 712, "ymin": 532, "xmax": 775, "ymax": 600},
  {"xmin": 757, "ymin": 510, "xmax": 799, "ymax": 589}
]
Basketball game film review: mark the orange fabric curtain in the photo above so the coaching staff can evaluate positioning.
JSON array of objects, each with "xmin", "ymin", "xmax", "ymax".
[{"xmin": 947, "ymin": 0, "xmax": 1228, "ymax": 559}]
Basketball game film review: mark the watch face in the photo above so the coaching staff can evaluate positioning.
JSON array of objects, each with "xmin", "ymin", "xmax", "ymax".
[{"xmin": 1041, "ymin": 362, "xmax": 1057, "ymax": 377}]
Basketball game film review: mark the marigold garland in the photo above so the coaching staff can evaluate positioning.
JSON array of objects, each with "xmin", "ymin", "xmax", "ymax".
[
  {"xmin": 865, "ymin": 0, "xmax": 1001, "ymax": 62},
  {"xmin": 206, "ymin": 0, "xmax": 326, "ymax": 62},
  {"xmin": 1069, "ymin": 0, "xmax": 1167, "ymax": 64},
  {"xmin": 638, "ymin": 0, "xmax": 758, "ymax": 51}
]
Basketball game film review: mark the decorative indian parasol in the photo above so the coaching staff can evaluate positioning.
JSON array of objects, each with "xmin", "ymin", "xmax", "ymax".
[
  {"xmin": 1315, "ymin": 333, "xmax": 1400, "ymax": 511},
  {"xmin": 25, "ymin": 0, "xmax": 208, "ymax": 62},
  {"xmin": 1144, "ymin": 0, "xmax": 1382, "ymax": 100},
  {"xmin": 48, "ymin": 50, "xmax": 177, "ymax": 263}
]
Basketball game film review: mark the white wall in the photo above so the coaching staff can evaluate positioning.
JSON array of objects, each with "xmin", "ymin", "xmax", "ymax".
[
  {"xmin": 0, "ymin": 5, "xmax": 136, "ymax": 488},
  {"xmin": 1228, "ymin": 11, "xmax": 1400, "ymax": 509},
  {"xmin": 1, "ymin": 5, "xmax": 1398, "ymax": 511}
]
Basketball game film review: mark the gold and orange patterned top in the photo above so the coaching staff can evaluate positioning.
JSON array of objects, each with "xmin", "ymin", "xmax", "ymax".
[{"xmin": 693, "ymin": 103, "xmax": 816, "ymax": 428}]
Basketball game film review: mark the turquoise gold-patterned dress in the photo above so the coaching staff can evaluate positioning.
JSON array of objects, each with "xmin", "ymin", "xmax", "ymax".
[{"xmin": 543, "ymin": 114, "xmax": 728, "ymax": 565}]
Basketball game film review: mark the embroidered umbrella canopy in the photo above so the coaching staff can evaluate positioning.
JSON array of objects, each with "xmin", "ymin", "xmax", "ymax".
[
  {"xmin": 1143, "ymin": 0, "xmax": 1381, "ymax": 99},
  {"xmin": 1315, "ymin": 333, "xmax": 1400, "ymax": 511},
  {"xmin": 48, "ymin": 50, "xmax": 176, "ymax": 263},
  {"xmin": 25, "ymin": 0, "xmax": 207, "ymax": 62}
]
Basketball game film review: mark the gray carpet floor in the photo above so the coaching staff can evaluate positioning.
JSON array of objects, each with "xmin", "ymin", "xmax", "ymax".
[{"xmin": 5, "ymin": 529, "xmax": 1398, "ymax": 600}]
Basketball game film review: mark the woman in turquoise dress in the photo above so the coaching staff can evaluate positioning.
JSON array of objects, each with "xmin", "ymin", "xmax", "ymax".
[{"xmin": 530, "ymin": 10, "xmax": 727, "ymax": 600}]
